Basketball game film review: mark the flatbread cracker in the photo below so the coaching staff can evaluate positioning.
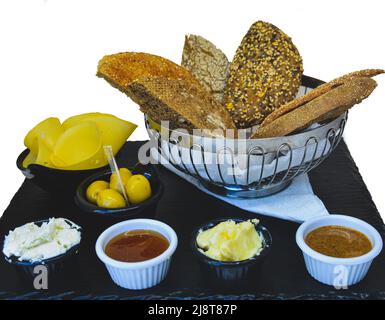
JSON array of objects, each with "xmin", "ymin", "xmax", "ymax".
[
  {"xmin": 251, "ymin": 77, "xmax": 377, "ymax": 139},
  {"xmin": 260, "ymin": 69, "xmax": 384, "ymax": 127}
]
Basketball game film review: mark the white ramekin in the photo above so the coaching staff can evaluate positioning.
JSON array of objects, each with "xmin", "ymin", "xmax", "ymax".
[
  {"xmin": 95, "ymin": 219, "xmax": 178, "ymax": 290},
  {"xmin": 296, "ymin": 214, "xmax": 383, "ymax": 287}
]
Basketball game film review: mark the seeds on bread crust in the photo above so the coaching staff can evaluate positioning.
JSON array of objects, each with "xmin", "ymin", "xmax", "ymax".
[
  {"xmin": 182, "ymin": 34, "xmax": 230, "ymax": 103},
  {"xmin": 260, "ymin": 69, "xmax": 384, "ymax": 127},
  {"xmin": 224, "ymin": 21, "xmax": 303, "ymax": 129},
  {"xmin": 329, "ymin": 69, "xmax": 384, "ymax": 87},
  {"xmin": 251, "ymin": 77, "xmax": 377, "ymax": 139}
]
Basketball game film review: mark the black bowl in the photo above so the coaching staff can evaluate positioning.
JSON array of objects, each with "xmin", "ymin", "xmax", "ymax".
[
  {"xmin": 75, "ymin": 164, "xmax": 164, "ymax": 228},
  {"xmin": 192, "ymin": 218, "xmax": 272, "ymax": 289},
  {"xmin": 2, "ymin": 219, "xmax": 82, "ymax": 288},
  {"xmin": 17, "ymin": 149, "xmax": 109, "ymax": 194}
]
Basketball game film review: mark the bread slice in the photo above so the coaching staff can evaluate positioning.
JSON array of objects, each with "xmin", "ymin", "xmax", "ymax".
[
  {"xmin": 128, "ymin": 77, "xmax": 237, "ymax": 136},
  {"xmin": 224, "ymin": 21, "xmax": 303, "ymax": 129},
  {"xmin": 181, "ymin": 34, "xmax": 230, "ymax": 103},
  {"xmin": 260, "ymin": 69, "xmax": 384, "ymax": 127},
  {"xmin": 97, "ymin": 52, "xmax": 201, "ymax": 130},
  {"xmin": 97, "ymin": 52, "xmax": 236, "ymax": 134},
  {"xmin": 97, "ymin": 52, "xmax": 199, "ymax": 87},
  {"xmin": 251, "ymin": 77, "xmax": 377, "ymax": 139},
  {"xmin": 329, "ymin": 69, "xmax": 384, "ymax": 87}
]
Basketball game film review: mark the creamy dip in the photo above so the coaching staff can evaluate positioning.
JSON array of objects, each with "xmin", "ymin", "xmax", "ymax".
[
  {"xmin": 3, "ymin": 218, "xmax": 81, "ymax": 263},
  {"xmin": 196, "ymin": 219, "xmax": 263, "ymax": 262},
  {"xmin": 305, "ymin": 225, "xmax": 372, "ymax": 258}
]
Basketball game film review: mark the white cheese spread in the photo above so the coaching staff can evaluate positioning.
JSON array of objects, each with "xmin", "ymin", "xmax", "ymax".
[{"xmin": 3, "ymin": 218, "xmax": 81, "ymax": 263}]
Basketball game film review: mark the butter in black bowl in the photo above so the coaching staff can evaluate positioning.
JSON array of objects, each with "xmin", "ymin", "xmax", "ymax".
[
  {"xmin": 191, "ymin": 218, "xmax": 272, "ymax": 288},
  {"xmin": 17, "ymin": 149, "xmax": 109, "ymax": 194},
  {"xmin": 75, "ymin": 163, "xmax": 163, "ymax": 230}
]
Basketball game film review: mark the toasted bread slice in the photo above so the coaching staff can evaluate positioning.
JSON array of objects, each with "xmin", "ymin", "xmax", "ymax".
[
  {"xmin": 260, "ymin": 69, "xmax": 384, "ymax": 127},
  {"xmin": 97, "ymin": 52, "xmax": 206, "ymax": 130},
  {"xmin": 97, "ymin": 52, "xmax": 199, "ymax": 87},
  {"xmin": 329, "ymin": 69, "xmax": 384, "ymax": 87},
  {"xmin": 182, "ymin": 34, "xmax": 230, "ymax": 102},
  {"xmin": 128, "ymin": 77, "xmax": 236, "ymax": 136},
  {"xmin": 251, "ymin": 77, "xmax": 377, "ymax": 139},
  {"xmin": 97, "ymin": 52, "xmax": 236, "ymax": 134}
]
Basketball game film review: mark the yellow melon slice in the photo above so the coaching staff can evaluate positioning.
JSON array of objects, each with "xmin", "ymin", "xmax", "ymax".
[
  {"xmin": 35, "ymin": 137, "xmax": 55, "ymax": 167},
  {"xmin": 24, "ymin": 117, "xmax": 63, "ymax": 154},
  {"xmin": 51, "ymin": 122, "xmax": 106, "ymax": 170},
  {"xmin": 90, "ymin": 116, "xmax": 137, "ymax": 155},
  {"xmin": 62, "ymin": 113, "xmax": 137, "ymax": 155},
  {"xmin": 22, "ymin": 150, "xmax": 37, "ymax": 168},
  {"xmin": 62, "ymin": 113, "xmax": 114, "ymax": 130}
]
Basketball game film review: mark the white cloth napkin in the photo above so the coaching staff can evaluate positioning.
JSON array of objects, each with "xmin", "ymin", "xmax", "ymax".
[{"xmin": 160, "ymin": 160, "xmax": 329, "ymax": 223}]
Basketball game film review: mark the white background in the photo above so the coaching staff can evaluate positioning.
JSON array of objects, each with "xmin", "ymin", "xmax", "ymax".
[{"xmin": 0, "ymin": 0, "xmax": 384, "ymax": 218}]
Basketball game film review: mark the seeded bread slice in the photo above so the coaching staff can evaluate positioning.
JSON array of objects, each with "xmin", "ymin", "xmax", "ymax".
[
  {"xmin": 128, "ymin": 77, "xmax": 237, "ymax": 136},
  {"xmin": 251, "ymin": 77, "xmax": 377, "ymax": 139},
  {"xmin": 182, "ymin": 34, "xmax": 230, "ymax": 103},
  {"xmin": 224, "ymin": 21, "xmax": 303, "ymax": 129},
  {"xmin": 260, "ymin": 69, "xmax": 384, "ymax": 127}
]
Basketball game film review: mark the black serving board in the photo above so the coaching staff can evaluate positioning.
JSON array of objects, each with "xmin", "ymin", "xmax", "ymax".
[{"xmin": 1, "ymin": 140, "xmax": 384, "ymax": 300}]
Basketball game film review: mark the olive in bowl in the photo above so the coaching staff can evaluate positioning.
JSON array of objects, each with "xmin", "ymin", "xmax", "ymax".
[
  {"xmin": 191, "ymin": 218, "xmax": 272, "ymax": 288},
  {"xmin": 75, "ymin": 164, "xmax": 164, "ymax": 224}
]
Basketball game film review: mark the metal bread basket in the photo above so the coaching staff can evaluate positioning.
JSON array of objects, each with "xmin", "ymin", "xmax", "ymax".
[{"xmin": 144, "ymin": 75, "xmax": 347, "ymax": 198}]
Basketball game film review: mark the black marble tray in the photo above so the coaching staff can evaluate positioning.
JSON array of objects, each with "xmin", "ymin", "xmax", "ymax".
[{"xmin": 1, "ymin": 140, "xmax": 384, "ymax": 300}]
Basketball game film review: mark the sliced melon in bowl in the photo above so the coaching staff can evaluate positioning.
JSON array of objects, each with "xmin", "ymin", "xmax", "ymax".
[
  {"xmin": 24, "ymin": 117, "xmax": 63, "ymax": 152},
  {"xmin": 62, "ymin": 113, "xmax": 137, "ymax": 155},
  {"xmin": 22, "ymin": 138, "xmax": 54, "ymax": 169},
  {"xmin": 90, "ymin": 116, "xmax": 137, "ymax": 154},
  {"xmin": 35, "ymin": 137, "xmax": 55, "ymax": 167},
  {"xmin": 22, "ymin": 150, "xmax": 37, "ymax": 168},
  {"xmin": 51, "ymin": 122, "xmax": 106, "ymax": 170}
]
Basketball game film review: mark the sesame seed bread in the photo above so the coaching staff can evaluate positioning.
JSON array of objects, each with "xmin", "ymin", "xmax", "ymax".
[
  {"xmin": 224, "ymin": 21, "xmax": 304, "ymax": 129},
  {"xmin": 128, "ymin": 77, "xmax": 237, "ymax": 137},
  {"xmin": 260, "ymin": 69, "xmax": 384, "ymax": 127},
  {"xmin": 251, "ymin": 77, "xmax": 377, "ymax": 139},
  {"xmin": 329, "ymin": 69, "xmax": 384, "ymax": 87},
  {"xmin": 182, "ymin": 34, "xmax": 230, "ymax": 103}
]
